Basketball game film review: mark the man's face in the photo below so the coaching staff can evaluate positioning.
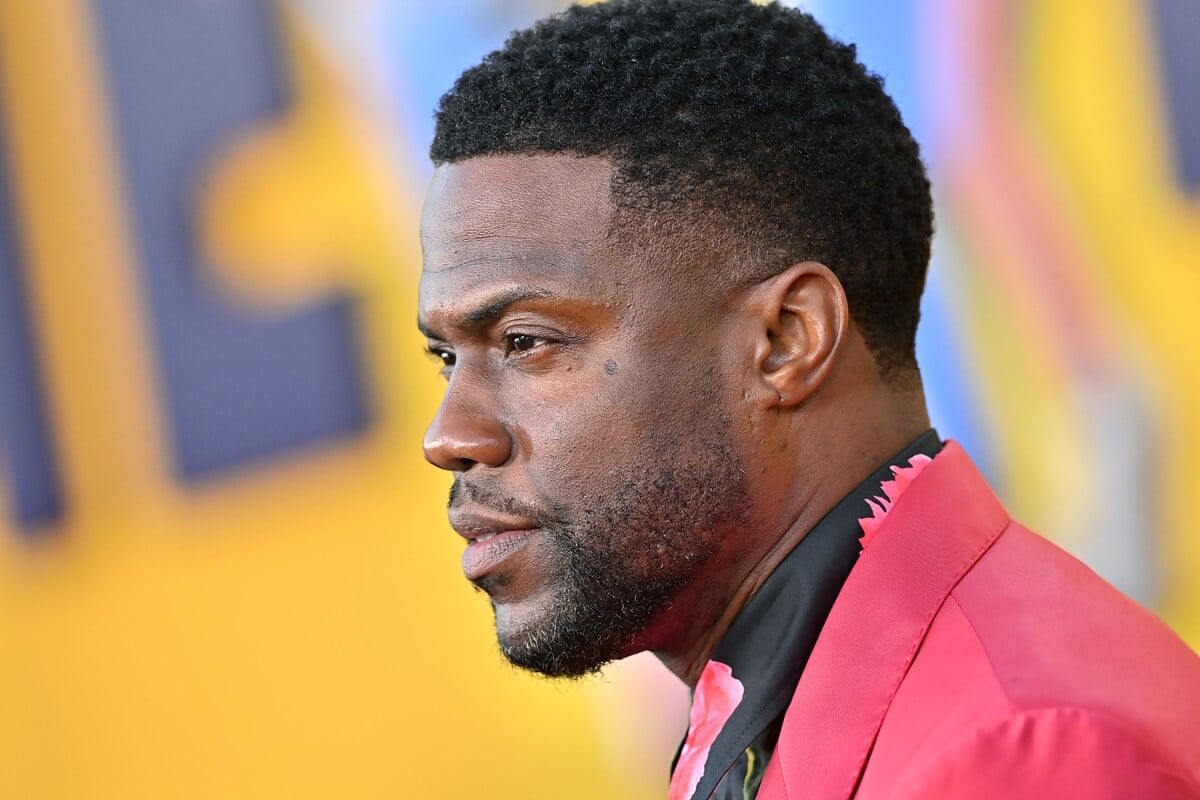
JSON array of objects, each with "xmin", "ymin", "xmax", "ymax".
[{"xmin": 418, "ymin": 155, "xmax": 751, "ymax": 677}]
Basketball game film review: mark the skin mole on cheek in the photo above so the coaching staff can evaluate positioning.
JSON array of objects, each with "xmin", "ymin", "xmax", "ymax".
[{"xmin": 605, "ymin": 359, "xmax": 620, "ymax": 375}]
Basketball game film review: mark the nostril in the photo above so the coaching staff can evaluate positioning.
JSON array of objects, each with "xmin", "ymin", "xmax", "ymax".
[{"xmin": 428, "ymin": 450, "xmax": 476, "ymax": 473}]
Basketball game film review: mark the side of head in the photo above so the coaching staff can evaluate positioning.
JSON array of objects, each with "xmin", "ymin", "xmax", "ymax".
[
  {"xmin": 419, "ymin": 0, "xmax": 934, "ymax": 681},
  {"xmin": 432, "ymin": 0, "xmax": 934, "ymax": 384}
]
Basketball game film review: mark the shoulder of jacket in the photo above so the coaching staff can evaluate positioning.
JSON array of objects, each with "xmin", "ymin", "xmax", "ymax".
[{"xmin": 893, "ymin": 705, "xmax": 1200, "ymax": 799}]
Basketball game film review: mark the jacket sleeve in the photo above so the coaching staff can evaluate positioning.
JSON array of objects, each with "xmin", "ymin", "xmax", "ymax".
[{"xmin": 895, "ymin": 706, "xmax": 1200, "ymax": 799}]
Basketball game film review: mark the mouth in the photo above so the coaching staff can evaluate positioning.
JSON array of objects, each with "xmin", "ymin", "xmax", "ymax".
[
  {"xmin": 449, "ymin": 503, "xmax": 545, "ymax": 583},
  {"xmin": 461, "ymin": 528, "xmax": 538, "ymax": 581}
]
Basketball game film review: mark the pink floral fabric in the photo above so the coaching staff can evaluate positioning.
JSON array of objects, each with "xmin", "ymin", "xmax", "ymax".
[
  {"xmin": 668, "ymin": 660, "xmax": 745, "ymax": 800},
  {"xmin": 857, "ymin": 453, "xmax": 933, "ymax": 549}
]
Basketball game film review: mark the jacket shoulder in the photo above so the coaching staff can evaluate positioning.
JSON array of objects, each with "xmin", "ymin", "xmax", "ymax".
[
  {"xmin": 951, "ymin": 522, "xmax": 1200, "ymax": 730},
  {"xmin": 858, "ymin": 521, "xmax": 1200, "ymax": 795},
  {"xmin": 893, "ymin": 706, "xmax": 1200, "ymax": 799}
]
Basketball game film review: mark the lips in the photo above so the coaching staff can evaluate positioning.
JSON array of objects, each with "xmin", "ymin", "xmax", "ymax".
[
  {"xmin": 449, "ymin": 507, "xmax": 541, "ymax": 581},
  {"xmin": 461, "ymin": 528, "xmax": 537, "ymax": 581}
]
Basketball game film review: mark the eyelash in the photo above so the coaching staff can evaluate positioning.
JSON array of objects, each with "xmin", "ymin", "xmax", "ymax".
[
  {"xmin": 428, "ymin": 347, "xmax": 455, "ymax": 368},
  {"xmin": 426, "ymin": 333, "xmax": 548, "ymax": 373}
]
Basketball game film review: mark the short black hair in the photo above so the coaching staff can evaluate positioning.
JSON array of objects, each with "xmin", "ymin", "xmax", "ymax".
[{"xmin": 431, "ymin": 0, "xmax": 933, "ymax": 379}]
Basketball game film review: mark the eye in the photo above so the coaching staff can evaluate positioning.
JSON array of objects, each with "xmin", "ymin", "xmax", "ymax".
[
  {"xmin": 427, "ymin": 346, "xmax": 455, "ymax": 368},
  {"xmin": 505, "ymin": 333, "xmax": 543, "ymax": 355}
]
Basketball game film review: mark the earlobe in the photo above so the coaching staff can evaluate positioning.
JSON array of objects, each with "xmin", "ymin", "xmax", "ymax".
[{"xmin": 754, "ymin": 261, "xmax": 848, "ymax": 407}]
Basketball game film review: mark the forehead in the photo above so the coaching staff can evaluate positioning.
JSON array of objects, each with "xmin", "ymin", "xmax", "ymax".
[
  {"xmin": 421, "ymin": 154, "xmax": 615, "ymax": 266},
  {"xmin": 419, "ymin": 156, "xmax": 622, "ymax": 317}
]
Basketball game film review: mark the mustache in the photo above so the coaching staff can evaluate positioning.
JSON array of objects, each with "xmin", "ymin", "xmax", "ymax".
[{"xmin": 448, "ymin": 478, "xmax": 555, "ymax": 523}]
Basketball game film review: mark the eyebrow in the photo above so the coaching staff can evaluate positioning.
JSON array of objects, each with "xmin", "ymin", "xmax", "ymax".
[{"xmin": 418, "ymin": 287, "xmax": 555, "ymax": 339}]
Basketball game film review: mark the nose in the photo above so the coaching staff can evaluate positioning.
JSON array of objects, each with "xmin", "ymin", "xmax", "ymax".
[{"xmin": 423, "ymin": 378, "xmax": 513, "ymax": 472}]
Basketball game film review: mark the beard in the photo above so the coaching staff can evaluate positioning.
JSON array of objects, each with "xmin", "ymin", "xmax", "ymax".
[{"xmin": 454, "ymin": 401, "xmax": 751, "ymax": 679}]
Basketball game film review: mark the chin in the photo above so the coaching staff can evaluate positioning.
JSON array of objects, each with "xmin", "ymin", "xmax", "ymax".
[{"xmin": 491, "ymin": 593, "xmax": 622, "ymax": 679}]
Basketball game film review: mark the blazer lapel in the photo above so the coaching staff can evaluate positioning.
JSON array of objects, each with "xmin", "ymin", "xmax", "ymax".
[{"xmin": 765, "ymin": 442, "xmax": 1010, "ymax": 799}]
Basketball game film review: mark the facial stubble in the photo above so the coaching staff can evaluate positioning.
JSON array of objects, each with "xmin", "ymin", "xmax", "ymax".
[{"xmin": 479, "ymin": 401, "xmax": 751, "ymax": 678}]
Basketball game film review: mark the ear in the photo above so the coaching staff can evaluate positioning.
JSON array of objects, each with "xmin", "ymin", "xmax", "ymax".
[{"xmin": 749, "ymin": 261, "xmax": 849, "ymax": 407}]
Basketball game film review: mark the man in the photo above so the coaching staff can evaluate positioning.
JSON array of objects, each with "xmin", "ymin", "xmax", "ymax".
[{"xmin": 416, "ymin": 1, "xmax": 1200, "ymax": 797}]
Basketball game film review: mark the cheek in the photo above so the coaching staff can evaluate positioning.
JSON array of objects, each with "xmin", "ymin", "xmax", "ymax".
[{"xmin": 509, "ymin": 367, "xmax": 663, "ymax": 483}]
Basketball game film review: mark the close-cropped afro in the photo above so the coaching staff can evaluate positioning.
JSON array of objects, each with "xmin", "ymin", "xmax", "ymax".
[{"xmin": 431, "ymin": 0, "xmax": 933, "ymax": 379}]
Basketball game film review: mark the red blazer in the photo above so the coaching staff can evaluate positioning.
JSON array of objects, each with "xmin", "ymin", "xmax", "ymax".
[{"xmin": 757, "ymin": 442, "xmax": 1200, "ymax": 799}]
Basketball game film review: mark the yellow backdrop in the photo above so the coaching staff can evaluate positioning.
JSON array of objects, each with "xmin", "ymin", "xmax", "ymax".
[{"xmin": 0, "ymin": 1, "xmax": 1195, "ymax": 798}]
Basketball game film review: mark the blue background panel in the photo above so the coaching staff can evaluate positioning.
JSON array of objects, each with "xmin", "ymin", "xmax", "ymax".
[
  {"xmin": 1153, "ymin": 0, "xmax": 1200, "ymax": 195},
  {"xmin": 0, "ymin": 84, "xmax": 64, "ymax": 527},
  {"xmin": 93, "ymin": 0, "xmax": 371, "ymax": 479}
]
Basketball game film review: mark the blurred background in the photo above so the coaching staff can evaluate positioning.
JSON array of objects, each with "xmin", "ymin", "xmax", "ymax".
[{"xmin": 0, "ymin": 0, "xmax": 1196, "ymax": 797}]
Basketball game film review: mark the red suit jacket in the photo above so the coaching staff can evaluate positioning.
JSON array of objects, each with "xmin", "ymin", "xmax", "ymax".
[{"xmin": 757, "ymin": 442, "xmax": 1200, "ymax": 798}]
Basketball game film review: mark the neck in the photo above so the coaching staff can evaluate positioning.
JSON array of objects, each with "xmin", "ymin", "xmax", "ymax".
[{"xmin": 653, "ymin": 380, "xmax": 930, "ymax": 688}]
